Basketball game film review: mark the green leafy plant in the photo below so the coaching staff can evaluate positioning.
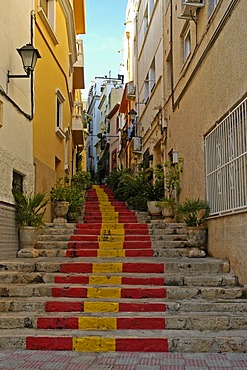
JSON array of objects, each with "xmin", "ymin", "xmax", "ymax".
[
  {"xmin": 66, "ymin": 187, "xmax": 85, "ymax": 222},
  {"xmin": 177, "ymin": 198, "xmax": 210, "ymax": 226},
  {"xmin": 164, "ymin": 158, "xmax": 183, "ymax": 200},
  {"xmin": 50, "ymin": 178, "xmax": 70, "ymax": 202},
  {"xmin": 71, "ymin": 171, "xmax": 93, "ymax": 192},
  {"xmin": 145, "ymin": 165, "xmax": 165, "ymax": 201},
  {"xmin": 13, "ymin": 191, "xmax": 49, "ymax": 227},
  {"xmin": 106, "ymin": 169, "xmax": 150, "ymax": 211}
]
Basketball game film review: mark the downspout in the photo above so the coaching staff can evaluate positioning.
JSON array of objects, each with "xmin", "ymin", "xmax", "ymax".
[{"xmin": 170, "ymin": 0, "xmax": 175, "ymax": 111}]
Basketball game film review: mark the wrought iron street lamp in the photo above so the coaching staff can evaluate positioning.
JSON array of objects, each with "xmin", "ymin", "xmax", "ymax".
[{"xmin": 8, "ymin": 44, "xmax": 41, "ymax": 81}]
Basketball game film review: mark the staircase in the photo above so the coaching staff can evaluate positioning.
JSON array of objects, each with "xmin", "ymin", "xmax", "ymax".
[{"xmin": 0, "ymin": 184, "xmax": 247, "ymax": 352}]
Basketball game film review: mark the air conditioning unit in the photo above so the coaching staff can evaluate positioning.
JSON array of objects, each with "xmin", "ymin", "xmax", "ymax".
[
  {"xmin": 180, "ymin": 0, "xmax": 204, "ymax": 19},
  {"xmin": 126, "ymin": 82, "xmax": 136, "ymax": 100},
  {"xmin": 132, "ymin": 137, "xmax": 142, "ymax": 153}
]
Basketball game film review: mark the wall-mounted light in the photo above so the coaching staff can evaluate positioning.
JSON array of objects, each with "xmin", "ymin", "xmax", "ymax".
[
  {"xmin": 7, "ymin": 44, "xmax": 41, "ymax": 81},
  {"xmin": 128, "ymin": 108, "xmax": 137, "ymax": 122},
  {"xmin": 6, "ymin": 11, "xmax": 41, "ymax": 120},
  {"xmin": 172, "ymin": 150, "xmax": 179, "ymax": 164}
]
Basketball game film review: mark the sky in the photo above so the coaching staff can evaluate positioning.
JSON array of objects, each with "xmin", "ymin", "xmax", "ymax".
[{"xmin": 82, "ymin": 0, "xmax": 128, "ymax": 98}]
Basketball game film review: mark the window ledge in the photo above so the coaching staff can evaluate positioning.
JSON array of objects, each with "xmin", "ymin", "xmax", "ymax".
[
  {"xmin": 38, "ymin": 7, "xmax": 59, "ymax": 45},
  {"xmin": 56, "ymin": 127, "xmax": 66, "ymax": 140}
]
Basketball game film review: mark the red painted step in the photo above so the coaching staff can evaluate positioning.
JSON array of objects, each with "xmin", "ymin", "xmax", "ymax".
[
  {"xmin": 52, "ymin": 287, "xmax": 166, "ymax": 299},
  {"xmin": 60, "ymin": 262, "xmax": 164, "ymax": 274},
  {"xmin": 66, "ymin": 249, "xmax": 153, "ymax": 258},
  {"xmin": 67, "ymin": 241, "xmax": 152, "ymax": 249},
  {"xmin": 54, "ymin": 275, "xmax": 165, "ymax": 286},
  {"xmin": 70, "ymin": 235, "xmax": 151, "ymax": 242},
  {"xmin": 37, "ymin": 317, "xmax": 165, "ymax": 330},
  {"xmin": 26, "ymin": 337, "xmax": 169, "ymax": 352},
  {"xmin": 45, "ymin": 301, "xmax": 167, "ymax": 313}
]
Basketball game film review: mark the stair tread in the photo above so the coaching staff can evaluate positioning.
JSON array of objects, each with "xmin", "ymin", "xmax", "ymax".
[
  {"xmin": 1, "ymin": 311, "xmax": 247, "ymax": 318},
  {"xmin": 1, "ymin": 185, "xmax": 246, "ymax": 353},
  {"xmin": 1, "ymin": 328, "xmax": 247, "ymax": 337}
]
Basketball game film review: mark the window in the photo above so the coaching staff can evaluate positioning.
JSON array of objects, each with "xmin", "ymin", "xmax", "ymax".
[
  {"xmin": 12, "ymin": 171, "xmax": 23, "ymax": 193},
  {"xmin": 149, "ymin": 58, "xmax": 156, "ymax": 92},
  {"xmin": 143, "ymin": 6, "xmax": 148, "ymax": 37},
  {"xmin": 148, "ymin": 0, "xmax": 155, "ymax": 18},
  {"xmin": 55, "ymin": 89, "xmax": 66, "ymax": 139},
  {"xmin": 39, "ymin": 0, "xmax": 56, "ymax": 28},
  {"xmin": 40, "ymin": 0, "xmax": 48, "ymax": 16},
  {"xmin": 184, "ymin": 30, "xmax": 191, "ymax": 62},
  {"xmin": 38, "ymin": 0, "xmax": 58, "ymax": 44},
  {"xmin": 205, "ymin": 97, "xmax": 247, "ymax": 215},
  {"xmin": 144, "ymin": 73, "xmax": 149, "ymax": 103},
  {"xmin": 208, "ymin": 0, "xmax": 219, "ymax": 17}
]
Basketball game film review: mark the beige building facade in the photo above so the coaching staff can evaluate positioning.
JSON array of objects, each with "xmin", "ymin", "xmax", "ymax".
[
  {"xmin": 122, "ymin": 0, "xmax": 247, "ymax": 284},
  {"xmin": 120, "ymin": 0, "xmax": 164, "ymax": 172},
  {"xmin": 163, "ymin": 0, "xmax": 247, "ymax": 284},
  {"xmin": 0, "ymin": 1, "xmax": 36, "ymax": 258}
]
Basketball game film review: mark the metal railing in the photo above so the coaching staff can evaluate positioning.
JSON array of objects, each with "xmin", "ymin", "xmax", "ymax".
[{"xmin": 205, "ymin": 97, "xmax": 247, "ymax": 215}]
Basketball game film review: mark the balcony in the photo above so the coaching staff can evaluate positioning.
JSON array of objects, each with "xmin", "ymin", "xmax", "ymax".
[
  {"xmin": 72, "ymin": 102, "xmax": 86, "ymax": 146},
  {"xmin": 73, "ymin": 39, "xmax": 85, "ymax": 89}
]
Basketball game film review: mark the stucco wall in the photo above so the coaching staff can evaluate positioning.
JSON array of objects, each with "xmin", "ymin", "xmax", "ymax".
[
  {"xmin": 208, "ymin": 214, "xmax": 247, "ymax": 286},
  {"xmin": 34, "ymin": 157, "xmax": 56, "ymax": 223},
  {"xmin": 164, "ymin": 1, "xmax": 247, "ymax": 284}
]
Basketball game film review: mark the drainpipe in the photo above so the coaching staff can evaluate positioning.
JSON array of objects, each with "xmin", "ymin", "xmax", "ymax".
[{"xmin": 170, "ymin": 0, "xmax": 175, "ymax": 111}]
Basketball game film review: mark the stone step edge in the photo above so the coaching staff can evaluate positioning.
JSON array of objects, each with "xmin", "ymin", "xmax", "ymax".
[
  {"xmin": 1, "ymin": 328, "xmax": 247, "ymax": 336},
  {"xmin": 0, "ymin": 271, "xmax": 236, "ymax": 279},
  {"xmin": 1, "ymin": 311, "xmax": 247, "ymax": 318},
  {"xmin": 1, "ymin": 296, "xmax": 247, "ymax": 304},
  {"xmin": 0, "ymin": 275, "xmax": 238, "ymax": 287},
  {"xmin": 1, "ymin": 329, "xmax": 247, "ymax": 353},
  {"xmin": 2, "ymin": 314, "xmax": 247, "ymax": 332}
]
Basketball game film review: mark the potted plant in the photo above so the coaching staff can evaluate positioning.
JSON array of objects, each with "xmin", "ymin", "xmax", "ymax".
[
  {"xmin": 12, "ymin": 190, "xmax": 49, "ymax": 258},
  {"xmin": 145, "ymin": 166, "xmax": 164, "ymax": 216},
  {"xmin": 156, "ymin": 159, "xmax": 183, "ymax": 221},
  {"xmin": 178, "ymin": 198, "xmax": 210, "ymax": 252},
  {"xmin": 50, "ymin": 178, "xmax": 70, "ymax": 223},
  {"xmin": 156, "ymin": 197, "xmax": 177, "ymax": 222}
]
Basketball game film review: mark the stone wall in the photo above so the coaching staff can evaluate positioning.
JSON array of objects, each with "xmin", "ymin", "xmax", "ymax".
[
  {"xmin": 0, "ymin": 146, "xmax": 35, "ymax": 205},
  {"xmin": 0, "ymin": 202, "xmax": 18, "ymax": 259}
]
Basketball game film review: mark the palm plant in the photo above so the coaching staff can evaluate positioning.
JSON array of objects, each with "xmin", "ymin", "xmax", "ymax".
[
  {"xmin": 13, "ymin": 191, "xmax": 49, "ymax": 227},
  {"xmin": 177, "ymin": 198, "xmax": 210, "ymax": 226}
]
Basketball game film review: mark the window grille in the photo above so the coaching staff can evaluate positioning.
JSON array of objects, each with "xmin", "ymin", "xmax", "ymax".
[{"xmin": 205, "ymin": 97, "xmax": 247, "ymax": 215}]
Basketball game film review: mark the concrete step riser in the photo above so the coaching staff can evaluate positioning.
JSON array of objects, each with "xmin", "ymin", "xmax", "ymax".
[
  {"xmin": 37, "ymin": 248, "xmax": 190, "ymax": 258},
  {"xmin": 1, "ymin": 298, "xmax": 247, "ymax": 313},
  {"xmin": 0, "ymin": 260, "xmax": 231, "ymax": 274},
  {"xmin": 0, "ymin": 285, "xmax": 242, "ymax": 300},
  {"xmin": 0, "ymin": 331, "xmax": 247, "ymax": 352},
  {"xmin": 0, "ymin": 313, "xmax": 247, "ymax": 331},
  {"xmin": 0, "ymin": 271, "xmax": 237, "ymax": 286}
]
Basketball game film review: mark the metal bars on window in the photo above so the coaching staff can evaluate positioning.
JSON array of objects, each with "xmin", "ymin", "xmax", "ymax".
[{"xmin": 205, "ymin": 97, "xmax": 247, "ymax": 215}]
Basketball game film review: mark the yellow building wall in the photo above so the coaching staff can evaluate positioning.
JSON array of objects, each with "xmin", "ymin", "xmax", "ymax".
[{"xmin": 34, "ymin": 1, "xmax": 74, "ymax": 221}]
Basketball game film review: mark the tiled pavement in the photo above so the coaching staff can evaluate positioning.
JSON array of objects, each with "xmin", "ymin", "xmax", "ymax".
[{"xmin": 0, "ymin": 351, "xmax": 247, "ymax": 370}]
